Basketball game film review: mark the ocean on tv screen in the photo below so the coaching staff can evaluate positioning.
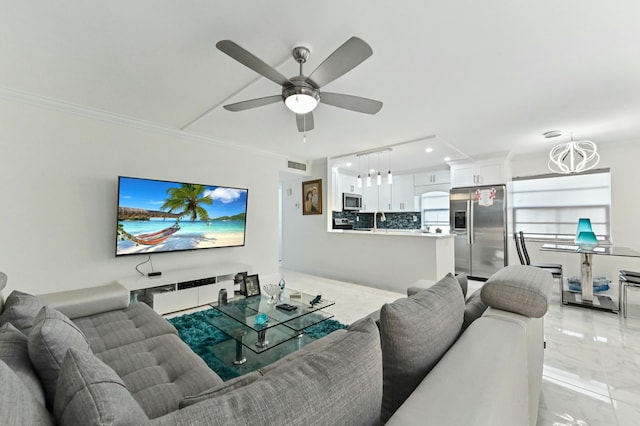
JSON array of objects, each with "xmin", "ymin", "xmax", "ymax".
[{"xmin": 116, "ymin": 176, "xmax": 248, "ymax": 256}]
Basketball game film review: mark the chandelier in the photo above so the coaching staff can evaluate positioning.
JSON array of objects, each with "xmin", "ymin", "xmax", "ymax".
[{"xmin": 547, "ymin": 135, "xmax": 600, "ymax": 174}]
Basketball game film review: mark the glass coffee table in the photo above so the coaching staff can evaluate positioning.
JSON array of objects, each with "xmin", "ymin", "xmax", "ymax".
[{"xmin": 207, "ymin": 288, "xmax": 334, "ymax": 366}]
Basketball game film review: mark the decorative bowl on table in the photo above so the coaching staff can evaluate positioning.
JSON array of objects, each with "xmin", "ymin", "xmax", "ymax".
[{"xmin": 262, "ymin": 284, "xmax": 279, "ymax": 304}]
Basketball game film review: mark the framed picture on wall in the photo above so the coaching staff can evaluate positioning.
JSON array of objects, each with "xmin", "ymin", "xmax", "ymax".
[{"xmin": 302, "ymin": 179, "xmax": 322, "ymax": 215}]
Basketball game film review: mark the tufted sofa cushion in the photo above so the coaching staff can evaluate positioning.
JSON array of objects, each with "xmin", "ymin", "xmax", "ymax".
[
  {"xmin": 72, "ymin": 302, "xmax": 177, "ymax": 354},
  {"xmin": 72, "ymin": 302, "xmax": 223, "ymax": 419}
]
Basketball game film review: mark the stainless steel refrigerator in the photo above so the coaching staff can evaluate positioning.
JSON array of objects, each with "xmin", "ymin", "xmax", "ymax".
[{"xmin": 450, "ymin": 185, "xmax": 507, "ymax": 280}]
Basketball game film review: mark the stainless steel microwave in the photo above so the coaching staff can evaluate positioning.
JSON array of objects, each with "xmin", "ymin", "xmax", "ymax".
[{"xmin": 343, "ymin": 193, "xmax": 362, "ymax": 211}]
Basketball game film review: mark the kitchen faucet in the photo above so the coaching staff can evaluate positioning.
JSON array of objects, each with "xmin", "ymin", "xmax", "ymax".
[{"xmin": 373, "ymin": 211, "xmax": 386, "ymax": 232}]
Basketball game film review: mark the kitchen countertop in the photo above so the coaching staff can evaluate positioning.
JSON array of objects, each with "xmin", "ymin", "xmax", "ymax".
[{"xmin": 329, "ymin": 229, "xmax": 454, "ymax": 238}]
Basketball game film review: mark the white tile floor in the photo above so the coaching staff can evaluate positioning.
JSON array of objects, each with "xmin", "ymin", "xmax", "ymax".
[{"xmin": 166, "ymin": 270, "xmax": 640, "ymax": 425}]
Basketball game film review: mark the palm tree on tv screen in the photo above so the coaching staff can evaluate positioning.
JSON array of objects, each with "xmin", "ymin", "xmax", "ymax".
[{"xmin": 161, "ymin": 184, "xmax": 212, "ymax": 223}]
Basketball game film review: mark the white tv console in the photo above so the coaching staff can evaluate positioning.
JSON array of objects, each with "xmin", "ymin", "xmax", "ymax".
[{"xmin": 117, "ymin": 263, "xmax": 250, "ymax": 315}]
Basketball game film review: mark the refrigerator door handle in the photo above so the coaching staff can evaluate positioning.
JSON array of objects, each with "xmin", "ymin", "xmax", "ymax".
[
  {"xmin": 466, "ymin": 199, "xmax": 472, "ymax": 245},
  {"xmin": 469, "ymin": 199, "xmax": 474, "ymax": 244}
]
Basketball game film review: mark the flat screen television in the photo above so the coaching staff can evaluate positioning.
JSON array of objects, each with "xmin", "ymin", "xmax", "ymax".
[{"xmin": 116, "ymin": 176, "xmax": 248, "ymax": 256}]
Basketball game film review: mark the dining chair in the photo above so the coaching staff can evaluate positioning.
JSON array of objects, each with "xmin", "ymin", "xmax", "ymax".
[
  {"xmin": 516, "ymin": 231, "xmax": 565, "ymax": 305},
  {"xmin": 619, "ymin": 270, "xmax": 640, "ymax": 317}
]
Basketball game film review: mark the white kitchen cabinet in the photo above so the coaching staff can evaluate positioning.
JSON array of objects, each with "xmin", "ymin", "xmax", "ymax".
[
  {"xmin": 391, "ymin": 174, "xmax": 415, "ymax": 211},
  {"xmin": 414, "ymin": 169, "xmax": 450, "ymax": 186},
  {"xmin": 449, "ymin": 157, "xmax": 509, "ymax": 187},
  {"xmin": 332, "ymin": 170, "xmax": 360, "ymax": 211},
  {"xmin": 379, "ymin": 183, "xmax": 392, "ymax": 211},
  {"xmin": 362, "ymin": 183, "xmax": 378, "ymax": 212}
]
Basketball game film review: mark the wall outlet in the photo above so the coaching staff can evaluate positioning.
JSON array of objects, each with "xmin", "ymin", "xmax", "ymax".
[
  {"xmin": 413, "ymin": 215, "xmax": 418, "ymax": 222},
  {"xmin": 356, "ymin": 216, "xmax": 360, "ymax": 221}
]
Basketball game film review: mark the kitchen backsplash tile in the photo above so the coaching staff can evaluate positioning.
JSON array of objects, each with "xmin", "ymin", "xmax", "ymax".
[{"xmin": 332, "ymin": 211, "xmax": 421, "ymax": 230}]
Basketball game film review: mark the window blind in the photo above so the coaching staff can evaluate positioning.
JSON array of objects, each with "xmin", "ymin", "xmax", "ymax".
[{"xmin": 511, "ymin": 169, "xmax": 611, "ymax": 242}]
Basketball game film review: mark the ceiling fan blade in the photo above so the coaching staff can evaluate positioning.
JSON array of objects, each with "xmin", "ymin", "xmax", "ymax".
[
  {"xmin": 296, "ymin": 112, "xmax": 314, "ymax": 132},
  {"xmin": 307, "ymin": 37, "xmax": 373, "ymax": 88},
  {"xmin": 223, "ymin": 95, "xmax": 282, "ymax": 112},
  {"xmin": 320, "ymin": 92, "xmax": 383, "ymax": 114},
  {"xmin": 217, "ymin": 40, "xmax": 291, "ymax": 87}
]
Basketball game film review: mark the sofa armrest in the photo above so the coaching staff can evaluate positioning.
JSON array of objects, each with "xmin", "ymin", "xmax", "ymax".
[
  {"xmin": 387, "ymin": 315, "xmax": 533, "ymax": 426},
  {"xmin": 37, "ymin": 282, "xmax": 130, "ymax": 319}
]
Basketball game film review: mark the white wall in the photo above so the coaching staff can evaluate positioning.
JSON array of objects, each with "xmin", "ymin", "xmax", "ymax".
[
  {"xmin": 510, "ymin": 140, "xmax": 640, "ymax": 282},
  {"xmin": 0, "ymin": 98, "xmax": 281, "ymax": 294}
]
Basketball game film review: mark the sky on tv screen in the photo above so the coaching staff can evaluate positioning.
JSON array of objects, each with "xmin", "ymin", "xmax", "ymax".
[{"xmin": 116, "ymin": 176, "xmax": 248, "ymax": 256}]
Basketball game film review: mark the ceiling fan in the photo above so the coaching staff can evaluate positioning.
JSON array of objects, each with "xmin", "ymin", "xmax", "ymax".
[{"xmin": 216, "ymin": 37, "xmax": 383, "ymax": 132}]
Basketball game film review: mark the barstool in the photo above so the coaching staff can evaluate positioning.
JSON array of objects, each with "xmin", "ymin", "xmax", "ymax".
[{"xmin": 619, "ymin": 270, "xmax": 640, "ymax": 317}]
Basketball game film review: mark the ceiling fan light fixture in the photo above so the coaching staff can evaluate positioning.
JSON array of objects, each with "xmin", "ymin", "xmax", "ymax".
[{"xmin": 285, "ymin": 93, "xmax": 318, "ymax": 114}]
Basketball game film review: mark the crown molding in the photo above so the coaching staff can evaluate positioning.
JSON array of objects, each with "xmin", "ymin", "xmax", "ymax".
[{"xmin": 0, "ymin": 86, "xmax": 285, "ymax": 161}]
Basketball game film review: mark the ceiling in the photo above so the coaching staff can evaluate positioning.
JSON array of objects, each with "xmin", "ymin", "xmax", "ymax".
[{"xmin": 2, "ymin": 1, "xmax": 640, "ymax": 171}]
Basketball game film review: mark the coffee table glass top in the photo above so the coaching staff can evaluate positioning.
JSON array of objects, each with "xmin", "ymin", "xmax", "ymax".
[{"xmin": 207, "ymin": 288, "xmax": 334, "ymax": 354}]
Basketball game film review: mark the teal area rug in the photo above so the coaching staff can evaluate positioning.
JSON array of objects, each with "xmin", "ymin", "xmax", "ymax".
[{"xmin": 167, "ymin": 308, "xmax": 347, "ymax": 381}]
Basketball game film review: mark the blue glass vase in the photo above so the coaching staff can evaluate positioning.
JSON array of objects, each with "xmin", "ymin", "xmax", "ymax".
[
  {"xmin": 576, "ymin": 231, "xmax": 598, "ymax": 250},
  {"xmin": 575, "ymin": 218, "xmax": 593, "ymax": 243}
]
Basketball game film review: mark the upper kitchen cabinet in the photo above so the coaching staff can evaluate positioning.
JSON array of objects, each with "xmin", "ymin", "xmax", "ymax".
[
  {"xmin": 332, "ymin": 169, "xmax": 360, "ymax": 211},
  {"xmin": 362, "ymin": 183, "xmax": 379, "ymax": 212},
  {"xmin": 449, "ymin": 156, "xmax": 511, "ymax": 187},
  {"xmin": 414, "ymin": 169, "xmax": 450, "ymax": 186},
  {"xmin": 391, "ymin": 174, "xmax": 415, "ymax": 211}
]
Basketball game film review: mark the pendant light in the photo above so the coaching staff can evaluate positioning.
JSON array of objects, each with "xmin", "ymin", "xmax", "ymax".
[
  {"xmin": 366, "ymin": 155, "xmax": 372, "ymax": 187},
  {"xmin": 547, "ymin": 132, "xmax": 600, "ymax": 174},
  {"xmin": 376, "ymin": 153, "xmax": 382, "ymax": 186},
  {"xmin": 357, "ymin": 155, "xmax": 362, "ymax": 188},
  {"xmin": 387, "ymin": 150, "xmax": 393, "ymax": 184}
]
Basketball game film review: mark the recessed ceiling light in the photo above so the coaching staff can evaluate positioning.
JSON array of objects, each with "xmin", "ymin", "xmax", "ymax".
[
  {"xmin": 370, "ymin": 168, "xmax": 375, "ymax": 173},
  {"xmin": 346, "ymin": 162, "xmax": 352, "ymax": 167},
  {"xmin": 425, "ymin": 147, "xmax": 433, "ymax": 153},
  {"xmin": 444, "ymin": 157, "xmax": 451, "ymax": 162},
  {"xmin": 543, "ymin": 130, "xmax": 562, "ymax": 138}
]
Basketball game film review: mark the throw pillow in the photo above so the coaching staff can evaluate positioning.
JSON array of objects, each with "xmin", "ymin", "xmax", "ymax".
[
  {"xmin": 0, "ymin": 323, "xmax": 46, "ymax": 405},
  {"xmin": 379, "ymin": 273, "xmax": 465, "ymax": 423},
  {"xmin": 54, "ymin": 348, "xmax": 148, "ymax": 426},
  {"xmin": 0, "ymin": 359, "xmax": 54, "ymax": 426},
  {"xmin": 406, "ymin": 273, "xmax": 468, "ymax": 298},
  {"xmin": 461, "ymin": 289, "xmax": 488, "ymax": 332},
  {"xmin": 0, "ymin": 290, "xmax": 45, "ymax": 334},
  {"xmin": 481, "ymin": 265, "xmax": 554, "ymax": 318},
  {"xmin": 28, "ymin": 306, "xmax": 91, "ymax": 408},
  {"xmin": 456, "ymin": 273, "xmax": 468, "ymax": 298}
]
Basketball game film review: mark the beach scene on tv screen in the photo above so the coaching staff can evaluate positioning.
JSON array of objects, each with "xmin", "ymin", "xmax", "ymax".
[{"xmin": 116, "ymin": 177, "xmax": 248, "ymax": 255}]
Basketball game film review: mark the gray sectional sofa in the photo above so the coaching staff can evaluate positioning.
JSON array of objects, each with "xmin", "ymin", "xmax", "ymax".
[{"xmin": 0, "ymin": 265, "xmax": 554, "ymax": 425}]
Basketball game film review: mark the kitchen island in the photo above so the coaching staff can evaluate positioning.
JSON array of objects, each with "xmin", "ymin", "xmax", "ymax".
[{"xmin": 295, "ymin": 229, "xmax": 456, "ymax": 294}]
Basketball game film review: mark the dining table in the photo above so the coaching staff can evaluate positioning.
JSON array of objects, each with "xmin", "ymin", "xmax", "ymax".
[{"xmin": 540, "ymin": 243, "xmax": 640, "ymax": 313}]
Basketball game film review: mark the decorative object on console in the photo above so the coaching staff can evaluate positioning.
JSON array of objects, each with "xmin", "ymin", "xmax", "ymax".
[
  {"xmin": 278, "ymin": 277, "xmax": 286, "ymax": 302},
  {"xmin": 262, "ymin": 284, "xmax": 279, "ymax": 304},
  {"xmin": 243, "ymin": 274, "xmax": 261, "ymax": 297},
  {"xmin": 302, "ymin": 179, "xmax": 322, "ymax": 215},
  {"xmin": 217, "ymin": 289, "xmax": 228, "ymax": 306},
  {"xmin": 235, "ymin": 272, "xmax": 248, "ymax": 295}
]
